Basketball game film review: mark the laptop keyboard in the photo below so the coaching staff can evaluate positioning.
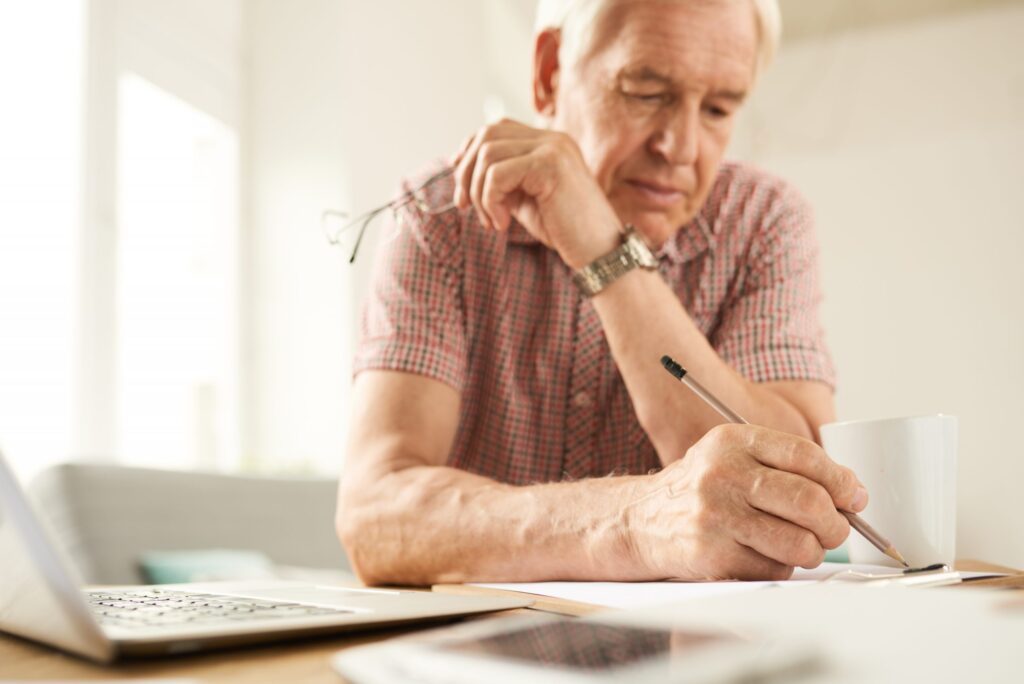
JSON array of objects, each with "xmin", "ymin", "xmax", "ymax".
[{"xmin": 86, "ymin": 589, "xmax": 352, "ymax": 629}]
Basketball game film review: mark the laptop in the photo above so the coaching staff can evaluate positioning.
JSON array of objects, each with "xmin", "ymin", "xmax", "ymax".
[{"xmin": 0, "ymin": 450, "xmax": 531, "ymax": 663}]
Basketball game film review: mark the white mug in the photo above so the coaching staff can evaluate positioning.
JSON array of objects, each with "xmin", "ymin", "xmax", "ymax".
[{"xmin": 820, "ymin": 415, "xmax": 958, "ymax": 567}]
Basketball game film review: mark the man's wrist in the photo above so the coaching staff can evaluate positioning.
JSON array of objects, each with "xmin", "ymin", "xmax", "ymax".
[
  {"xmin": 614, "ymin": 476, "xmax": 660, "ymax": 580},
  {"xmin": 559, "ymin": 217, "xmax": 623, "ymax": 271},
  {"xmin": 559, "ymin": 475, "xmax": 660, "ymax": 581}
]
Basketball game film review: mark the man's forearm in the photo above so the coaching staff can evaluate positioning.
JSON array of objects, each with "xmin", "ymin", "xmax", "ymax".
[
  {"xmin": 591, "ymin": 268, "xmax": 816, "ymax": 463},
  {"xmin": 337, "ymin": 462, "xmax": 653, "ymax": 586}
]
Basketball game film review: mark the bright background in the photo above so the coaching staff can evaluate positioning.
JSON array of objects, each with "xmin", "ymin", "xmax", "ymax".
[{"xmin": 1, "ymin": 0, "xmax": 1021, "ymax": 567}]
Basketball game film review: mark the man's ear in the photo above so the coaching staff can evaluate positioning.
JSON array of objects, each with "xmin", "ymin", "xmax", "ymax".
[{"xmin": 533, "ymin": 29, "xmax": 561, "ymax": 117}]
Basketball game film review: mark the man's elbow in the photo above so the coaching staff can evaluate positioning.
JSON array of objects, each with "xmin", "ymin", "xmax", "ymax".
[
  {"xmin": 335, "ymin": 479, "xmax": 429, "ymax": 587},
  {"xmin": 336, "ymin": 490, "xmax": 390, "ymax": 586}
]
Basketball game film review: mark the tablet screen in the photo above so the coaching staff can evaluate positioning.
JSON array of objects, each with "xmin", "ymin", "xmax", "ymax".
[{"xmin": 441, "ymin": 621, "xmax": 733, "ymax": 671}]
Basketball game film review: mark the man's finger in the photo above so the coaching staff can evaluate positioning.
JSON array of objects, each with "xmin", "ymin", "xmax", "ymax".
[
  {"xmin": 664, "ymin": 530, "xmax": 792, "ymax": 582},
  {"xmin": 732, "ymin": 508, "xmax": 826, "ymax": 570},
  {"xmin": 470, "ymin": 140, "xmax": 538, "ymax": 231},
  {"xmin": 727, "ymin": 424, "xmax": 868, "ymax": 513},
  {"xmin": 745, "ymin": 465, "xmax": 850, "ymax": 549},
  {"xmin": 721, "ymin": 541, "xmax": 794, "ymax": 581},
  {"xmin": 454, "ymin": 128, "xmax": 486, "ymax": 210},
  {"xmin": 449, "ymin": 133, "xmax": 475, "ymax": 167},
  {"xmin": 481, "ymin": 154, "xmax": 555, "ymax": 238},
  {"xmin": 454, "ymin": 122, "xmax": 539, "ymax": 210}
]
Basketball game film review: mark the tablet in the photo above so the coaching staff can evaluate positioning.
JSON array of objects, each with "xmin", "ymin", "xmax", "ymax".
[{"xmin": 333, "ymin": 613, "xmax": 820, "ymax": 684}]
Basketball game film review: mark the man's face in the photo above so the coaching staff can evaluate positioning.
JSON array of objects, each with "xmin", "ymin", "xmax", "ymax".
[{"xmin": 550, "ymin": 0, "xmax": 758, "ymax": 247}]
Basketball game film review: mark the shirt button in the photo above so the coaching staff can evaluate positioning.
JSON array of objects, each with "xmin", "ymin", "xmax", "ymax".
[{"xmin": 572, "ymin": 391, "xmax": 593, "ymax": 408}]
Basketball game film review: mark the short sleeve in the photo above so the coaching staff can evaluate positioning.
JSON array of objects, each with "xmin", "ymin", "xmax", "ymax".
[
  {"xmin": 710, "ymin": 183, "xmax": 836, "ymax": 389},
  {"xmin": 352, "ymin": 176, "xmax": 468, "ymax": 392}
]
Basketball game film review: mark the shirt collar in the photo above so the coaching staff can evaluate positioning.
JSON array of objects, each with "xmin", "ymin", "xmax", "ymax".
[{"xmin": 655, "ymin": 209, "xmax": 717, "ymax": 266}]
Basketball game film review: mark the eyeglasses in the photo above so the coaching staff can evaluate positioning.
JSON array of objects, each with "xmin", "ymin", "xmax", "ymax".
[{"xmin": 321, "ymin": 167, "xmax": 457, "ymax": 263}]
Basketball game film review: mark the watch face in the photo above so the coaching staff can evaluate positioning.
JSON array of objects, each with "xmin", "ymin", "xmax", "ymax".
[
  {"xmin": 573, "ymin": 225, "xmax": 658, "ymax": 296},
  {"xmin": 624, "ymin": 228, "xmax": 658, "ymax": 269}
]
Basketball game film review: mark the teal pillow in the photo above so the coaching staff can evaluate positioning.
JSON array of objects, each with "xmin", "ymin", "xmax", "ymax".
[{"xmin": 138, "ymin": 549, "xmax": 273, "ymax": 584}]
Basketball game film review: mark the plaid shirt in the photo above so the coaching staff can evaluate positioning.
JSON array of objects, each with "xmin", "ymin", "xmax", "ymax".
[{"xmin": 354, "ymin": 161, "xmax": 834, "ymax": 485}]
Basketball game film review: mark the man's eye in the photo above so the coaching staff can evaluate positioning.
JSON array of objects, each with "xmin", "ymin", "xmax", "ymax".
[
  {"xmin": 623, "ymin": 91, "xmax": 668, "ymax": 105},
  {"xmin": 703, "ymin": 103, "xmax": 733, "ymax": 119}
]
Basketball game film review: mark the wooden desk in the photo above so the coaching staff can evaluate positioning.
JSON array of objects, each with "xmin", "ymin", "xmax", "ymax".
[
  {"xmin": 0, "ymin": 609, "xmax": 536, "ymax": 683},
  {"xmin": 2, "ymin": 561, "xmax": 1020, "ymax": 682},
  {"xmin": 2, "ymin": 627, "xmax": 358, "ymax": 682}
]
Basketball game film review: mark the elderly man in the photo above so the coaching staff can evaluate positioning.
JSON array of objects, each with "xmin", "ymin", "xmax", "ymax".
[{"xmin": 337, "ymin": 0, "xmax": 867, "ymax": 585}]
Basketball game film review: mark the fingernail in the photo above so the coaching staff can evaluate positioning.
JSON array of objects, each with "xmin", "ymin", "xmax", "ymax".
[
  {"xmin": 454, "ymin": 187, "xmax": 463, "ymax": 207},
  {"xmin": 851, "ymin": 487, "xmax": 869, "ymax": 512}
]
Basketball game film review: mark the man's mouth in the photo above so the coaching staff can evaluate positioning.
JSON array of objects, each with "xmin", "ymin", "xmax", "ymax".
[{"xmin": 625, "ymin": 179, "xmax": 686, "ymax": 207}]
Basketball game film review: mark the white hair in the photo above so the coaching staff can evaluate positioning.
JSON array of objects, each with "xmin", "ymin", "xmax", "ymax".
[{"xmin": 534, "ymin": 0, "xmax": 781, "ymax": 77}]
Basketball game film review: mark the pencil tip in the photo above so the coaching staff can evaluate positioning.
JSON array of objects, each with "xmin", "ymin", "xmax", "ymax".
[{"xmin": 890, "ymin": 548, "xmax": 910, "ymax": 567}]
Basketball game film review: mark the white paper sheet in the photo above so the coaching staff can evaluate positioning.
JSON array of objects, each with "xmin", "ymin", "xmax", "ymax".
[
  {"xmin": 470, "ymin": 562, "xmax": 1002, "ymax": 610},
  {"xmin": 603, "ymin": 582, "xmax": 1020, "ymax": 684}
]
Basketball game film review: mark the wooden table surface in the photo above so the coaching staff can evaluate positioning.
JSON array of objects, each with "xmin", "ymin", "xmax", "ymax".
[
  {"xmin": 2, "ymin": 561, "xmax": 1020, "ymax": 682},
  {"xmin": 0, "ymin": 611, "xmax": 538, "ymax": 683}
]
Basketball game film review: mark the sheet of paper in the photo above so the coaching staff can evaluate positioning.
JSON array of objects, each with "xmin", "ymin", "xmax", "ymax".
[
  {"xmin": 603, "ymin": 582, "xmax": 1020, "ymax": 684},
  {"xmin": 470, "ymin": 562, "xmax": 1003, "ymax": 610}
]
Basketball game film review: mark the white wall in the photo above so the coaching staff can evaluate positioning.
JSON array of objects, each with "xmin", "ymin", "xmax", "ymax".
[
  {"xmin": 244, "ymin": 1, "xmax": 532, "ymax": 473},
  {"xmin": 732, "ymin": 4, "xmax": 1024, "ymax": 567}
]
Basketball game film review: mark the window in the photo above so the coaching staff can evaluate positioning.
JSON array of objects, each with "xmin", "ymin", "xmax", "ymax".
[
  {"xmin": 0, "ymin": 1, "xmax": 84, "ymax": 480},
  {"xmin": 115, "ymin": 73, "xmax": 239, "ymax": 470},
  {"xmin": 0, "ymin": 1, "xmax": 241, "ymax": 479}
]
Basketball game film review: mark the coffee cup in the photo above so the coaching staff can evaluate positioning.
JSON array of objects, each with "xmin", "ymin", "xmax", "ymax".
[{"xmin": 820, "ymin": 414, "xmax": 957, "ymax": 567}]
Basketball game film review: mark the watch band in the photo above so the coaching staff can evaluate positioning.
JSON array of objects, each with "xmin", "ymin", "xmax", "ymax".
[{"xmin": 571, "ymin": 225, "xmax": 658, "ymax": 297}]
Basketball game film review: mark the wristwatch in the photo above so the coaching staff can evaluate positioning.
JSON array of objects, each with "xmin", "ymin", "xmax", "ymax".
[{"xmin": 572, "ymin": 225, "xmax": 658, "ymax": 297}]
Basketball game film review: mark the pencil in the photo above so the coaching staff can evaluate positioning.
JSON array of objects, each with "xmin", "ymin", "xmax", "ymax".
[{"xmin": 659, "ymin": 355, "xmax": 909, "ymax": 568}]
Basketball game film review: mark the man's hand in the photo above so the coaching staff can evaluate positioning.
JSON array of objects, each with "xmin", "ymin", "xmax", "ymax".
[
  {"xmin": 626, "ymin": 424, "xmax": 868, "ymax": 580},
  {"xmin": 451, "ymin": 118, "xmax": 622, "ymax": 269}
]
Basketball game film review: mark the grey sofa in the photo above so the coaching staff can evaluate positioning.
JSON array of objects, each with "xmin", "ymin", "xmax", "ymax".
[{"xmin": 28, "ymin": 463, "xmax": 353, "ymax": 585}]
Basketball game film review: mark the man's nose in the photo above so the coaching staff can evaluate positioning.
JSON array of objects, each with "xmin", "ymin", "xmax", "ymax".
[{"xmin": 649, "ymin": 107, "xmax": 699, "ymax": 166}]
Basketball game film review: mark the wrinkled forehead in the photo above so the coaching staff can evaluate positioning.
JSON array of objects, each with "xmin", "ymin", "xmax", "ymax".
[{"xmin": 579, "ymin": 0, "xmax": 759, "ymax": 88}]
